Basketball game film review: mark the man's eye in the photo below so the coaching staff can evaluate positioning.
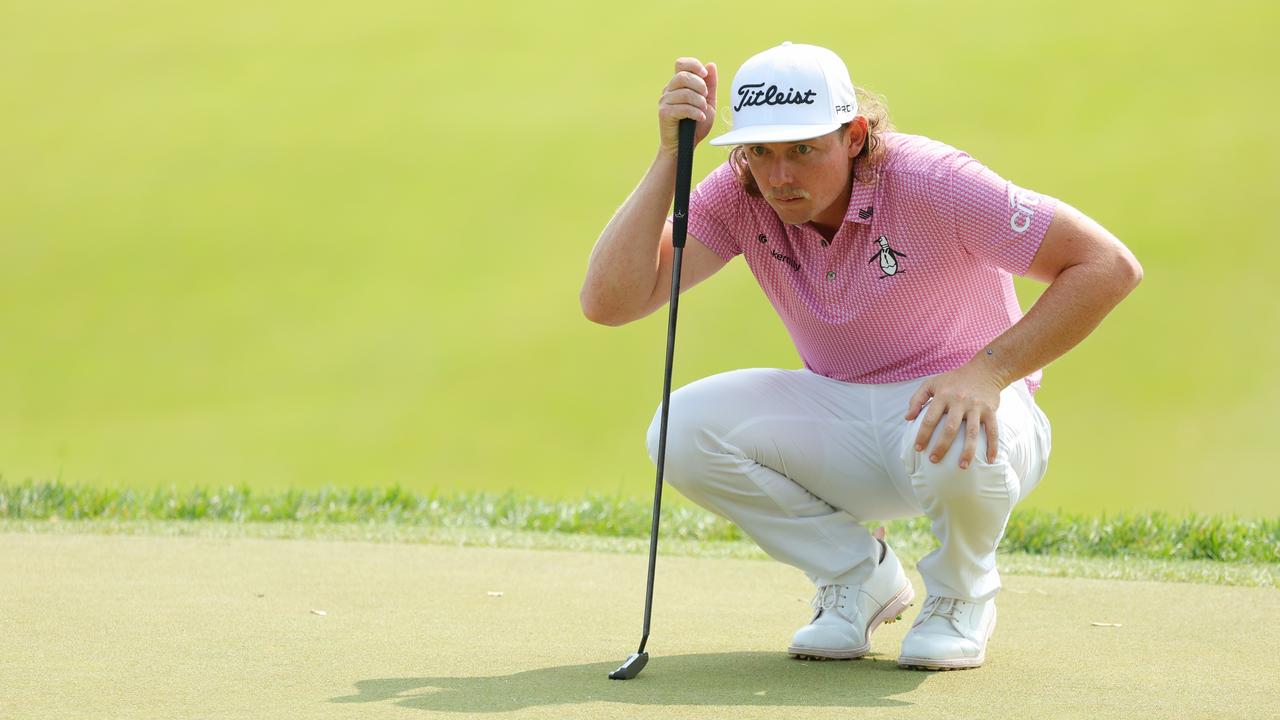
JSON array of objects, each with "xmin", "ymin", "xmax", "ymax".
[{"xmin": 795, "ymin": 145, "xmax": 812, "ymax": 155}]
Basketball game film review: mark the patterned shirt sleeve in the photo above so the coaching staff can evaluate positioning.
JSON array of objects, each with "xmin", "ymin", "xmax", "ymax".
[
  {"xmin": 686, "ymin": 161, "xmax": 744, "ymax": 261},
  {"xmin": 935, "ymin": 151, "xmax": 1058, "ymax": 276}
]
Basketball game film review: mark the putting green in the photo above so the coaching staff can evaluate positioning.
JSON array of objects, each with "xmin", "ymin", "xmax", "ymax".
[{"xmin": 2, "ymin": 532, "xmax": 1276, "ymax": 719}]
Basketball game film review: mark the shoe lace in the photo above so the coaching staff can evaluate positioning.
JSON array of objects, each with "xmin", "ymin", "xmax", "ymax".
[
  {"xmin": 917, "ymin": 596, "xmax": 961, "ymax": 627},
  {"xmin": 811, "ymin": 585, "xmax": 844, "ymax": 612}
]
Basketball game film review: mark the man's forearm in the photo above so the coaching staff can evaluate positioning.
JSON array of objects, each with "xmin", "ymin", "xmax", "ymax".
[
  {"xmin": 580, "ymin": 151, "xmax": 678, "ymax": 323},
  {"xmin": 968, "ymin": 259, "xmax": 1142, "ymax": 388}
]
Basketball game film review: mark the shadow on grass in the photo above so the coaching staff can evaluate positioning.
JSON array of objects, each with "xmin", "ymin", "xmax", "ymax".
[{"xmin": 331, "ymin": 652, "xmax": 927, "ymax": 712}]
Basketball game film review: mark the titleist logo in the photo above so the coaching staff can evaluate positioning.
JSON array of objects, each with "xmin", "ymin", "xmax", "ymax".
[{"xmin": 734, "ymin": 83, "xmax": 818, "ymax": 112}]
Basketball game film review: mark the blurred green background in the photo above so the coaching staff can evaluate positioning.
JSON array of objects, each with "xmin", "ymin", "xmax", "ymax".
[{"xmin": 1, "ymin": 0, "xmax": 1276, "ymax": 515}]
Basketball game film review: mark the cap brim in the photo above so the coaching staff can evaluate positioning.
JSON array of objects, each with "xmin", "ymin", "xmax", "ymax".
[{"xmin": 707, "ymin": 123, "xmax": 841, "ymax": 146}]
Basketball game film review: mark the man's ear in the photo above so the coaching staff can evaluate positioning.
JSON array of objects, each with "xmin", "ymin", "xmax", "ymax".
[{"xmin": 846, "ymin": 116, "xmax": 869, "ymax": 158}]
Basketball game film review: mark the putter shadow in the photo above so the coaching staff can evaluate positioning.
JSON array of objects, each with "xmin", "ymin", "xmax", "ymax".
[{"xmin": 331, "ymin": 651, "xmax": 927, "ymax": 713}]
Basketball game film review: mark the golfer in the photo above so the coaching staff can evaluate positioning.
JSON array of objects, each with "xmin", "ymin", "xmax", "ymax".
[{"xmin": 580, "ymin": 42, "xmax": 1141, "ymax": 670}]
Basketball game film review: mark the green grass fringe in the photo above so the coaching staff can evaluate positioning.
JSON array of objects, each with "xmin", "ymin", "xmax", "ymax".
[{"xmin": 2, "ymin": 480, "xmax": 1276, "ymax": 564}]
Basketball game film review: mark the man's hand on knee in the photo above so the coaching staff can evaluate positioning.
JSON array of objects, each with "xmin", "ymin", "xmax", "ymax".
[{"xmin": 906, "ymin": 367, "xmax": 1004, "ymax": 469}]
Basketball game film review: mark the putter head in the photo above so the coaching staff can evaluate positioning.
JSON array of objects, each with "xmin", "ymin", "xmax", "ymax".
[{"xmin": 608, "ymin": 652, "xmax": 649, "ymax": 680}]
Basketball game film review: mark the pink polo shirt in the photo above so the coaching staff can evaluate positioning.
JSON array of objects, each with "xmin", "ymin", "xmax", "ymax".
[{"xmin": 687, "ymin": 131, "xmax": 1057, "ymax": 394}]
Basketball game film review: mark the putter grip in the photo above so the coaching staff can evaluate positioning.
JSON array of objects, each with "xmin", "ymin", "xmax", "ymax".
[{"xmin": 671, "ymin": 118, "xmax": 695, "ymax": 249}]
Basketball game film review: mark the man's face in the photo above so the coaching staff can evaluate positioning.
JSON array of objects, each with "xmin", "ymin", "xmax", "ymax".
[{"xmin": 743, "ymin": 126, "xmax": 858, "ymax": 229}]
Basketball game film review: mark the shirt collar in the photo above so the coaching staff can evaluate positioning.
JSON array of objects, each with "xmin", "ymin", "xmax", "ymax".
[{"xmin": 843, "ymin": 179, "xmax": 878, "ymax": 225}]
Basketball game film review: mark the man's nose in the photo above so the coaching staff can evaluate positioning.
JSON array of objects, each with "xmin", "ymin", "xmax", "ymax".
[{"xmin": 767, "ymin": 158, "xmax": 794, "ymax": 187}]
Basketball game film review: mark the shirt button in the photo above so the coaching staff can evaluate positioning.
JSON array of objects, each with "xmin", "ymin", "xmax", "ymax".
[{"xmin": 826, "ymin": 271, "xmax": 836, "ymax": 281}]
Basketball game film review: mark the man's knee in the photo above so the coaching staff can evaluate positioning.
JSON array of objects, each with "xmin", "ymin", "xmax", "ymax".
[
  {"xmin": 902, "ymin": 426, "xmax": 1013, "ymax": 511},
  {"xmin": 646, "ymin": 392, "xmax": 704, "ymax": 486},
  {"xmin": 909, "ymin": 453, "xmax": 1009, "ymax": 502},
  {"xmin": 645, "ymin": 369, "xmax": 794, "ymax": 501},
  {"xmin": 644, "ymin": 405, "xmax": 664, "ymax": 464}
]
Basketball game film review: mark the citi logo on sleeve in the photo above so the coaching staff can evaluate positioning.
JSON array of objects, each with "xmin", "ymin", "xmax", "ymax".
[
  {"xmin": 1008, "ymin": 184, "xmax": 1041, "ymax": 233},
  {"xmin": 734, "ymin": 83, "xmax": 819, "ymax": 112}
]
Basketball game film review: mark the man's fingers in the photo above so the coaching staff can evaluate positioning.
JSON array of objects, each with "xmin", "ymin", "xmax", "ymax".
[
  {"xmin": 705, "ymin": 62, "xmax": 718, "ymax": 110},
  {"xmin": 662, "ymin": 88, "xmax": 709, "ymax": 111},
  {"xmin": 929, "ymin": 412, "xmax": 963, "ymax": 464},
  {"xmin": 666, "ymin": 70, "xmax": 709, "ymax": 97},
  {"xmin": 905, "ymin": 385, "xmax": 932, "ymax": 421},
  {"xmin": 674, "ymin": 57, "xmax": 708, "ymax": 77},
  {"xmin": 959, "ymin": 410, "xmax": 982, "ymax": 469},
  {"xmin": 913, "ymin": 400, "xmax": 945, "ymax": 454},
  {"xmin": 983, "ymin": 408, "xmax": 1000, "ymax": 463},
  {"xmin": 659, "ymin": 88, "xmax": 709, "ymax": 124},
  {"xmin": 658, "ymin": 104, "xmax": 706, "ymax": 123}
]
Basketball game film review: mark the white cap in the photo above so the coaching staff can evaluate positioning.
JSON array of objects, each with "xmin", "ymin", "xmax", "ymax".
[{"xmin": 709, "ymin": 42, "xmax": 858, "ymax": 146}]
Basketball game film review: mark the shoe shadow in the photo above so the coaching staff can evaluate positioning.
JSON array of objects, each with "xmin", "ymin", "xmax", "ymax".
[{"xmin": 331, "ymin": 652, "xmax": 927, "ymax": 713}]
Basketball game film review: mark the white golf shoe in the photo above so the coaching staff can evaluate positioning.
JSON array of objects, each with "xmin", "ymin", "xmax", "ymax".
[
  {"xmin": 897, "ymin": 595, "xmax": 997, "ymax": 670},
  {"xmin": 787, "ymin": 539, "xmax": 915, "ymax": 660}
]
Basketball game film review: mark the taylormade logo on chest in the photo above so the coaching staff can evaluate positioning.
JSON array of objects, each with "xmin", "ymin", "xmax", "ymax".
[{"xmin": 733, "ymin": 83, "xmax": 819, "ymax": 112}]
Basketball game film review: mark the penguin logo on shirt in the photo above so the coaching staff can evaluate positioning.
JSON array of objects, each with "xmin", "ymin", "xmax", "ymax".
[{"xmin": 869, "ymin": 235, "xmax": 906, "ymax": 278}]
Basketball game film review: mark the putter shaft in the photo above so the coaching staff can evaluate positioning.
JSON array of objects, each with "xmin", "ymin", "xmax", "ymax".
[{"xmin": 609, "ymin": 118, "xmax": 695, "ymax": 680}]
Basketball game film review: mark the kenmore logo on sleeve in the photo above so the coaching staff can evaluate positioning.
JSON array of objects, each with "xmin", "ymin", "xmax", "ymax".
[{"xmin": 734, "ymin": 83, "xmax": 819, "ymax": 112}]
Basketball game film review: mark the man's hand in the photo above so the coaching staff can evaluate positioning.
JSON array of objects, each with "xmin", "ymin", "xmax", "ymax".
[
  {"xmin": 905, "ymin": 365, "xmax": 1007, "ymax": 469},
  {"xmin": 659, "ymin": 58, "xmax": 718, "ymax": 155}
]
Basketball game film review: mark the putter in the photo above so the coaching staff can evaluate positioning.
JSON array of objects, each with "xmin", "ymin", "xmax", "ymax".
[{"xmin": 609, "ymin": 118, "xmax": 696, "ymax": 681}]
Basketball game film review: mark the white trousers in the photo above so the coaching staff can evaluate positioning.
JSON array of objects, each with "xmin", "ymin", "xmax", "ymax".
[{"xmin": 646, "ymin": 368, "xmax": 1052, "ymax": 603}]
